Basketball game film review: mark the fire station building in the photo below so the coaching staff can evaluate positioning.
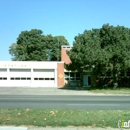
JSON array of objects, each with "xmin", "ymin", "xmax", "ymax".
[{"xmin": 0, "ymin": 45, "xmax": 91, "ymax": 87}]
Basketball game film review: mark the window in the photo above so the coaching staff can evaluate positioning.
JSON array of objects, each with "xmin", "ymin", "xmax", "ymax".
[
  {"xmin": 75, "ymin": 73, "xmax": 81, "ymax": 80},
  {"xmin": 106, "ymin": 72, "xmax": 111, "ymax": 76},
  {"xmin": 10, "ymin": 77, "xmax": 31, "ymax": 80},
  {"xmin": 39, "ymin": 78, "xmax": 44, "ymax": 80},
  {"xmin": 70, "ymin": 72, "xmax": 74, "ymax": 80},
  {"xmin": 27, "ymin": 78, "xmax": 31, "ymax": 80},
  {"xmin": 0, "ymin": 77, "xmax": 7, "ymax": 80},
  {"xmin": 127, "ymin": 72, "xmax": 130, "ymax": 76},
  {"xmin": 119, "ymin": 72, "xmax": 125, "ymax": 77},
  {"xmin": 21, "ymin": 78, "xmax": 26, "ymax": 80},
  {"xmin": 101, "ymin": 73, "xmax": 105, "ymax": 77},
  {"xmin": 15, "ymin": 77, "xmax": 20, "ymax": 80},
  {"xmin": 45, "ymin": 78, "xmax": 49, "ymax": 80},
  {"xmin": 65, "ymin": 72, "xmax": 81, "ymax": 81},
  {"xmin": 88, "ymin": 76, "xmax": 91, "ymax": 85},
  {"xmin": 34, "ymin": 78, "xmax": 54, "ymax": 80}
]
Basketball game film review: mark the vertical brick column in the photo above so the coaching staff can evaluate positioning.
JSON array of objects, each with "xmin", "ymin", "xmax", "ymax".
[
  {"xmin": 61, "ymin": 46, "xmax": 71, "ymax": 64},
  {"xmin": 57, "ymin": 63, "xmax": 64, "ymax": 87}
]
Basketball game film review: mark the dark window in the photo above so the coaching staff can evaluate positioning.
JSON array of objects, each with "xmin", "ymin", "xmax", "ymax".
[
  {"xmin": 45, "ymin": 78, "xmax": 49, "ymax": 80},
  {"xmin": 76, "ymin": 73, "xmax": 80, "ymax": 77},
  {"xmin": 21, "ymin": 78, "xmax": 26, "ymax": 80},
  {"xmin": 88, "ymin": 76, "xmax": 91, "ymax": 85},
  {"xmin": 106, "ymin": 72, "xmax": 111, "ymax": 76},
  {"xmin": 65, "ymin": 72, "xmax": 69, "ymax": 78},
  {"xmin": 3, "ymin": 77, "xmax": 7, "ymax": 80},
  {"xmin": 65, "ymin": 78, "xmax": 69, "ymax": 81},
  {"xmin": 27, "ymin": 78, "xmax": 31, "ymax": 80},
  {"xmin": 119, "ymin": 72, "xmax": 125, "ymax": 77},
  {"xmin": 15, "ymin": 77, "xmax": 20, "ymax": 80},
  {"xmin": 101, "ymin": 73, "xmax": 105, "ymax": 76},
  {"xmin": 70, "ymin": 72, "xmax": 74, "ymax": 77},
  {"xmin": 70, "ymin": 77, "xmax": 74, "ymax": 80},
  {"xmin": 50, "ymin": 78, "xmax": 54, "ymax": 80},
  {"xmin": 34, "ymin": 78, "xmax": 38, "ymax": 80},
  {"xmin": 0, "ymin": 77, "xmax": 2, "ymax": 80},
  {"xmin": 39, "ymin": 78, "xmax": 44, "ymax": 80},
  {"xmin": 76, "ymin": 77, "xmax": 81, "ymax": 80},
  {"xmin": 127, "ymin": 72, "xmax": 130, "ymax": 76}
]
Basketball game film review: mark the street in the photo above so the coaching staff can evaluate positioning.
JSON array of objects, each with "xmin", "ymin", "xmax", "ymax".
[{"xmin": 0, "ymin": 95, "xmax": 129, "ymax": 109}]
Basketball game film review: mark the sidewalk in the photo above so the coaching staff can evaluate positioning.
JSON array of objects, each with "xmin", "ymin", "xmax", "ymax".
[
  {"xmin": 28, "ymin": 126, "xmax": 120, "ymax": 130},
  {"xmin": 0, "ymin": 87, "xmax": 96, "ymax": 95},
  {"xmin": 0, "ymin": 126, "xmax": 120, "ymax": 130},
  {"xmin": 0, "ymin": 87, "xmax": 128, "ymax": 96}
]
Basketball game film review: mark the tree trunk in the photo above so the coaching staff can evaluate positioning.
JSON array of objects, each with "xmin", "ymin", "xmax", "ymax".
[
  {"xmin": 90, "ymin": 71, "xmax": 97, "ymax": 88},
  {"xmin": 113, "ymin": 72, "xmax": 118, "ymax": 89}
]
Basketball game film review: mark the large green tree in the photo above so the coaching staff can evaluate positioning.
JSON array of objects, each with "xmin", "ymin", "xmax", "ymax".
[
  {"xmin": 100, "ymin": 24, "xmax": 130, "ymax": 88},
  {"xmin": 67, "ymin": 24, "xmax": 130, "ymax": 88},
  {"xmin": 9, "ymin": 29, "xmax": 69, "ymax": 61}
]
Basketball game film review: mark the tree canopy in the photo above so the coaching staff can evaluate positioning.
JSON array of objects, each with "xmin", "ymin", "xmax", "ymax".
[
  {"xmin": 9, "ymin": 29, "xmax": 69, "ymax": 61},
  {"xmin": 67, "ymin": 24, "xmax": 130, "ymax": 87}
]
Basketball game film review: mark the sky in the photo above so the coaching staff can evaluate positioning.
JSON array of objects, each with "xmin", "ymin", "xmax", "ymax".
[{"xmin": 0, "ymin": 0, "xmax": 130, "ymax": 61}]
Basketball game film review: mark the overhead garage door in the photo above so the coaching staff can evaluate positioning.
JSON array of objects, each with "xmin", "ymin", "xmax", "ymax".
[
  {"xmin": 33, "ymin": 69, "xmax": 55, "ymax": 87},
  {"xmin": 9, "ymin": 69, "xmax": 31, "ymax": 86},
  {"xmin": 0, "ymin": 69, "xmax": 8, "ymax": 86}
]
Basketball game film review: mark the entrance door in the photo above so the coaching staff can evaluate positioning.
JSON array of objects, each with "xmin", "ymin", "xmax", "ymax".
[{"xmin": 83, "ymin": 75, "xmax": 88, "ymax": 87}]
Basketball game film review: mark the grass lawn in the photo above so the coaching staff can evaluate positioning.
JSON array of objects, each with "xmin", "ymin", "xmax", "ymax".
[
  {"xmin": 86, "ymin": 88, "xmax": 130, "ymax": 94},
  {"xmin": 0, "ymin": 109, "xmax": 130, "ymax": 128}
]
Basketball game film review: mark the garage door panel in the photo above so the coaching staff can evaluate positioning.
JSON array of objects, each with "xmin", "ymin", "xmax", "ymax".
[
  {"xmin": 10, "ymin": 73, "xmax": 31, "ymax": 77},
  {"xmin": 33, "ymin": 69, "xmax": 54, "ymax": 72},
  {"xmin": 10, "ymin": 69, "xmax": 31, "ymax": 77},
  {"xmin": 33, "ymin": 69, "xmax": 55, "ymax": 78},
  {"xmin": 0, "ymin": 69, "xmax": 7, "ymax": 77},
  {"xmin": 33, "ymin": 69, "xmax": 55, "ymax": 87},
  {"xmin": 33, "ymin": 73, "xmax": 54, "ymax": 78}
]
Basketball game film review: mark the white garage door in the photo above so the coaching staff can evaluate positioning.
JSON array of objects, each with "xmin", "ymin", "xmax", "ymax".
[
  {"xmin": 33, "ymin": 69, "xmax": 55, "ymax": 87},
  {"xmin": 9, "ymin": 69, "xmax": 31, "ymax": 86},
  {"xmin": 0, "ymin": 69, "xmax": 8, "ymax": 86}
]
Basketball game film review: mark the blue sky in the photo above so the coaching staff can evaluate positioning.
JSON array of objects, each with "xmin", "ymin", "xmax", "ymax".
[{"xmin": 0, "ymin": 0, "xmax": 130, "ymax": 61}]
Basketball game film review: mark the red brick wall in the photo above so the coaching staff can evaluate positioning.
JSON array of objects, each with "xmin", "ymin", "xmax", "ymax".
[
  {"xmin": 61, "ymin": 48, "xmax": 71, "ymax": 64},
  {"xmin": 57, "ymin": 63, "xmax": 64, "ymax": 87}
]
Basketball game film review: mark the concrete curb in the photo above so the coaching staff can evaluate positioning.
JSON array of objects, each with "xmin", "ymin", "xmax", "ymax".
[
  {"xmin": 0, "ymin": 126, "xmax": 28, "ymax": 130},
  {"xmin": 0, "ymin": 126, "xmax": 120, "ymax": 130}
]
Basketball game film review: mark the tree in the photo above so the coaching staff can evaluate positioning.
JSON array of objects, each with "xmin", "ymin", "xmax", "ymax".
[
  {"xmin": 49, "ymin": 36, "xmax": 69, "ymax": 61},
  {"xmin": 66, "ymin": 29, "xmax": 102, "ymax": 87},
  {"xmin": 67, "ymin": 24, "xmax": 130, "ymax": 88},
  {"xmin": 9, "ymin": 29, "xmax": 69, "ymax": 61},
  {"xmin": 100, "ymin": 24, "xmax": 130, "ymax": 88}
]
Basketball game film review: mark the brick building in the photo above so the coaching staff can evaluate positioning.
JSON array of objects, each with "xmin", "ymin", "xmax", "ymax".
[{"xmin": 0, "ymin": 45, "xmax": 91, "ymax": 87}]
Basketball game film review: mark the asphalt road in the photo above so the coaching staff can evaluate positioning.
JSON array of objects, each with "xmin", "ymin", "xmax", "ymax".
[{"xmin": 0, "ymin": 95, "xmax": 129, "ymax": 109}]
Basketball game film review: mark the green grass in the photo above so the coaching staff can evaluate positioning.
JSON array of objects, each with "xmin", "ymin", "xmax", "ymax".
[
  {"xmin": 0, "ymin": 109, "xmax": 130, "ymax": 128},
  {"xmin": 86, "ymin": 88, "xmax": 130, "ymax": 94}
]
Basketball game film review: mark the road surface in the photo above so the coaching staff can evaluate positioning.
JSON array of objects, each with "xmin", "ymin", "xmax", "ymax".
[{"xmin": 0, "ymin": 95, "xmax": 129, "ymax": 109}]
